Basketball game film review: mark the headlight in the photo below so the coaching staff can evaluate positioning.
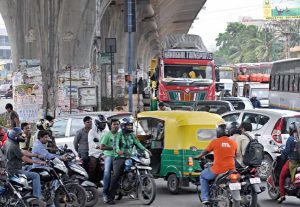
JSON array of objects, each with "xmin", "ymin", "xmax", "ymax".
[
  {"xmin": 197, "ymin": 129, "xmax": 216, "ymax": 140},
  {"xmin": 141, "ymin": 158, "xmax": 150, "ymax": 165}
]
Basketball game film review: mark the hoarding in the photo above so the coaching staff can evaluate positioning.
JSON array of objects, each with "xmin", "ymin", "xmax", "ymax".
[{"xmin": 264, "ymin": 0, "xmax": 300, "ymax": 20}]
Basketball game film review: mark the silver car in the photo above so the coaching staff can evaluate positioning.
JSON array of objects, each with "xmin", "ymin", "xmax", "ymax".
[{"xmin": 222, "ymin": 109, "xmax": 300, "ymax": 180}]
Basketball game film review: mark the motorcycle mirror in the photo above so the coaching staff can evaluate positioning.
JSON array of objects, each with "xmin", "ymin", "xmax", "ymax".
[
  {"xmin": 93, "ymin": 138, "xmax": 99, "ymax": 142},
  {"xmin": 64, "ymin": 144, "xmax": 68, "ymax": 149}
]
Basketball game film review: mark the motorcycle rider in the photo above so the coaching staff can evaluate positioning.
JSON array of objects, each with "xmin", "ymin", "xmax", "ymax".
[
  {"xmin": 278, "ymin": 122, "xmax": 300, "ymax": 203},
  {"xmin": 31, "ymin": 130, "xmax": 67, "ymax": 168},
  {"xmin": 194, "ymin": 124, "xmax": 237, "ymax": 205},
  {"xmin": 100, "ymin": 118, "xmax": 120, "ymax": 203},
  {"xmin": 3, "ymin": 127, "xmax": 46, "ymax": 199},
  {"xmin": 88, "ymin": 115, "xmax": 109, "ymax": 184},
  {"xmin": 45, "ymin": 115, "xmax": 57, "ymax": 152},
  {"xmin": 107, "ymin": 118, "xmax": 150, "ymax": 205}
]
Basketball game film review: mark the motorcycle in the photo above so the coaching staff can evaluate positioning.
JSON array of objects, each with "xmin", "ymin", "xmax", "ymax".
[
  {"xmin": 58, "ymin": 145, "xmax": 99, "ymax": 207},
  {"xmin": 267, "ymin": 153, "xmax": 300, "ymax": 200},
  {"xmin": 30, "ymin": 157, "xmax": 87, "ymax": 207},
  {"xmin": 116, "ymin": 150, "xmax": 156, "ymax": 205},
  {"xmin": 195, "ymin": 156, "xmax": 242, "ymax": 207},
  {"xmin": 0, "ymin": 168, "xmax": 43, "ymax": 206},
  {"xmin": 237, "ymin": 166, "xmax": 264, "ymax": 207}
]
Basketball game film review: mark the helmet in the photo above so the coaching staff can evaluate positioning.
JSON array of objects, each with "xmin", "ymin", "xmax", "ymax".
[
  {"xmin": 227, "ymin": 122, "xmax": 241, "ymax": 136},
  {"xmin": 7, "ymin": 127, "xmax": 24, "ymax": 142},
  {"xmin": 95, "ymin": 115, "xmax": 107, "ymax": 131},
  {"xmin": 216, "ymin": 124, "xmax": 229, "ymax": 138},
  {"xmin": 36, "ymin": 119, "xmax": 50, "ymax": 131},
  {"xmin": 120, "ymin": 118, "xmax": 134, "ymax": 133},
  {"xmin": 289, "ymin": 122, "xmax": 300, "ymax": 136}
]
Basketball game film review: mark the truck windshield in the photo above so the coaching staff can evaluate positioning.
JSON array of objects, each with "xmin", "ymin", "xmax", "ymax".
[
  {"xmin": 164, "ymin": 65, "xmax": 213, "ymax": 79},
  {"xmin": 219, "ymin": 70, "xmax": 233, "ymax": 79}
]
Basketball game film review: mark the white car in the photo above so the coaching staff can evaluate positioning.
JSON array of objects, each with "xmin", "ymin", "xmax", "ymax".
[{"xmin": 222, "ymin": 109, "xmax": 300, "ymax": 180}]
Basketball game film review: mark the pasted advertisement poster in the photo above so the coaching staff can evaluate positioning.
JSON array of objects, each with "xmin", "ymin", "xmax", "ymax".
[{"xmin": 78, "ymin": 86, "xmax": 98, "ymax": 107}]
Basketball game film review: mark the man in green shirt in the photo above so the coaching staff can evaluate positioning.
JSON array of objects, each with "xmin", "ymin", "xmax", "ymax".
[
  {"xmin": 100, "ymin": 118, "xmax": 120, "ymax": 203},
  {"xmin": 106, "ymin": 118, "xmax": 149, "ymax": 205}
]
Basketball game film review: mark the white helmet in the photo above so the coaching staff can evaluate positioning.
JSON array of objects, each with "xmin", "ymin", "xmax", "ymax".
[{"xmin": 36, "ymin": 119, "xmax": 50, "ymax": 131}]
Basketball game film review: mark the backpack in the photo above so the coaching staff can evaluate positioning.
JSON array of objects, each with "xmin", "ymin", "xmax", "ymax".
[
  {"xmin": 292, "ymin": 139, "xmax": 300, "ymax": 161},
  {"xmin": 242, "ymin": 132, "xmax": 264, "ymax": 167}
]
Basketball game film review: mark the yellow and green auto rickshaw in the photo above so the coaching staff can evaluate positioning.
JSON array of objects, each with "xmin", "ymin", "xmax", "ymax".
[{"xmin": 136, "ymin": 111, "xmax": 225, "ymax": 194}]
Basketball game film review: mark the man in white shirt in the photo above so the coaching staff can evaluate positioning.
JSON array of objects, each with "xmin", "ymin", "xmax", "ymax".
[{"xmin": 88, "ymin": 115, "xmax": 109, "ymax": 184}]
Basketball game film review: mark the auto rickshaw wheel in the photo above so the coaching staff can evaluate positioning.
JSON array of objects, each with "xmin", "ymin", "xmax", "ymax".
[{"xmin": 167, "ymin": 174, "xmax": 179, "ymax": 194}]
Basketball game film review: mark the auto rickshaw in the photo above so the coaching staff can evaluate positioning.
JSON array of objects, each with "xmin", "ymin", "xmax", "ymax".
[{"xmin": 136, "ymin": 111, "xmax": 225, "ymax": 194}]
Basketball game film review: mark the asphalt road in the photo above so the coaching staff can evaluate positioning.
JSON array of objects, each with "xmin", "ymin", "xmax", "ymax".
[{"xmin": 96, "ymin": 179, "xmax": 299, "ymax": 207}]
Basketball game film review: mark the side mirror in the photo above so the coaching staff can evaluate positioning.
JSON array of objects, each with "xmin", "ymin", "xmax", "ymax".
[
  {"xmin": 93, "ymin": 138, "xmax": 99, "ymax": 142},
  {"xmin": 64, "ymin": 144, "xmax": 68, "ymax": 149}
]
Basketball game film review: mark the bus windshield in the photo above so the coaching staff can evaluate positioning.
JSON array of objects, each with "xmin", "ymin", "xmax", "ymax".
[
  {"xmin": 219, "ymin": 70, "xmax": 233, "ymax": 79},
  {"xmin": 164, "ymin": 65, "xmax": 213, "ymax": 79}
]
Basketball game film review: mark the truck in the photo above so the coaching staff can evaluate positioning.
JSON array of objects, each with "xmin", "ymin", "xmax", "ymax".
[{"xmin": 143, "ymin": 35, "xmax": 217, "ymax": 110}]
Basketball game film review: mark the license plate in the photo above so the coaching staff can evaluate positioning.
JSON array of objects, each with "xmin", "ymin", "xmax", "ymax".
[
  {"xmin": 229, "ymin": 183, "xmax": 241, "ymax": 190},
  {"xmin": 249, "ymin": 177, "xmax": 261, "ymax": 184}
]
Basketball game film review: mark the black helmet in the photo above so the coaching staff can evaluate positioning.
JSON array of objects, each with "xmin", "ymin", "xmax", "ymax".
[
  {"xmin": 120, "ymin": 118, "xmax": 134, "ymax": 133},
  {"xmin": 289, "ymin": 122, "xmax": 300, "ymax": 136},
  {"xmin": 227, "ymin": 122, "xmax": 241, "ymax": 136},
  {"xmin": 95, "ymin": 115, "xmax": 107, "ymax": 131},
  {"xmin": 216, "ymin": 124, "xmax": 229, "ymax": 138}
]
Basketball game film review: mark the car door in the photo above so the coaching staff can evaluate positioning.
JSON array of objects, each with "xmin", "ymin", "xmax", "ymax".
[{"xmin": 52, "ymin": 118, "xmax": 70, "ymax": 148}]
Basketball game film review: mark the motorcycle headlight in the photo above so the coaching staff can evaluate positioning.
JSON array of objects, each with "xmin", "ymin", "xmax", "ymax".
[{"xmin": 141, "ymin": 158, "xmax": 150, "ymax": 165}]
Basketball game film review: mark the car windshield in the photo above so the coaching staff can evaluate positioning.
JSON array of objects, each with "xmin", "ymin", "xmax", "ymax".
[
  {"xmin": 251, "ymin": 89, "xmax": 269, "ymax": 99},
  {"xmin": 164, "ymin": 65, "xmax": 213, "ymax": 79},
  {"xmin": 0, "ymin": 84, "xmax": 11, "ymax": 90},
  {"xmin": 282, "ymin": 116, "xmax": 300, "ymax": 134}
]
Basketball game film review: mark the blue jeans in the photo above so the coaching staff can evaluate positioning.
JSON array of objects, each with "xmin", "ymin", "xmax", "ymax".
[
  {"xmin": 18, "ymin": 170, "xmax": 42, "ymax": 199},
  {"xmin": 200, "ymin": 167, "xmax": 216, "ymax": 202},
  {"xmin": 103, "ymin": 156, "xmax": 113, "ymax": 196}
]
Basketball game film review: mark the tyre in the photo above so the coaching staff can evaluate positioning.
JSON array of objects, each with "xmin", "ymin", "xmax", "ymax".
[
  {"xmin": 54, "ymin": 183, "xmax": 86, "ymax": 207},
  {"xmin": 267, "ymin": 182, "xmax": 280, "ymax": 200},
  {"xmin": 84, "ymin": 186, "xmax": 99, "ymax": 207},
  {"xmin": 14, "ymin": 196, "xmax": 45, "ymax": 207},
  {"xmin": 137, "ymin": 175, "xmax": 156, "ymax": 205},
  {"xmin": 257, "ymin": 155, "xmax": 273, "ymax": 180},
  {"xmin": 167, "ymin": 174, "xmax": 179, "ymax": 194}
]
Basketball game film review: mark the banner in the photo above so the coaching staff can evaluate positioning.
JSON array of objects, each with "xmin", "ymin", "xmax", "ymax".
[{"xmin": 264, "ymin": 0, "xmax": 300, "ymax": 20}]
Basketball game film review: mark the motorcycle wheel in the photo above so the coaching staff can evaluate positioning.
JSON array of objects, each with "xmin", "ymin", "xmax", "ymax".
[
  {"xmin": 137, "ymin": 175, "xmax": 156, "ymax": 205},
  {"xmin": 54, "ymin": 183, "xmax": 87, "ymax": 207},
  {"xmin": 84, "ymin": 186, "xmax": 99, "ymax": 207},
  {"xmin": 14, "ymin": 196, "xmax": 45, "ymax": 207},
  {"xmin": 267, "ymin": 183, "xmax": 280, "ymax": 200}
]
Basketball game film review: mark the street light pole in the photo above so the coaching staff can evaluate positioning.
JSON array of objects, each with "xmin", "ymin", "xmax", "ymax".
[{"xmin": 110, "ymin": 46, "xmax": 114, "ymax": 111}]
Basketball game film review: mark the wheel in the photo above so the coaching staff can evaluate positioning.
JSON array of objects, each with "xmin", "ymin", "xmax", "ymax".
[
  {"xmin": 267, "ymin": 182, "xmax": 280, "ymax": 200},
  {"xmin": 54, "ymin": 183, "xmax": 86, "ymax": 207},
  {"xmin": 257, "ymin": 155, "xmax": 273, "ymax": 180},
  {"xmin": 84, "ymin": 186, "xmax": 99, "ymax": 207},
  {"xmin": 167, "ymin": 174, "xmax": 179, "ymax": 194},
  {"xmin": 137, "ymin": 175, "xmax": 156, "ymax": 205},
  {"xmin": 14, "ymin": 196, "xmax": 45, "ymax": 207},
  {"xmin": 240, "ymin": 185, "xmax": 258, "ymax": 207}
]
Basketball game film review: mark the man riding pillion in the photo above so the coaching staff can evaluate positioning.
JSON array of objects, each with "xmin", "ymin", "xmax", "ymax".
[
  {"xmin": 194, "ymin": 124, "xmax": 237, "ymax": 205},
  {"xmin": 3, "ymin": 127, "xmax": 46, "ymax": 199},
  {"xmin": 88, "ymin": 115, "xmax": 109, "ymax": 184},
  {"xmin": 278, "ymin": 122, "xmax": 300, "ymax": 203},
  {"xmin": 100, "ymin": 118, "xmax": 120, "ymax": 203},
  {"xmin": 106, "ymin": 118, "xmax": 151, "ymax": 205}
]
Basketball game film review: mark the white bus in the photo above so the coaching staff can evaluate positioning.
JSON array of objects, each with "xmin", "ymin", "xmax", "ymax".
[{"xmin": 269, "ymin": 58, "xmax": 300, "ymax": 111}]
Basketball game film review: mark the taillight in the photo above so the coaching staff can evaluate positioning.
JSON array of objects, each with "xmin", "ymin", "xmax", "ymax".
[
  {"xmin": 187, "ymin": 157, "xmax": 194, "ymax": 167},
  {"xmin": 228, "ymin": 173, "xmax": 240, "ymax": 182},
  {"xmin": 272, "ymin": 118, "xmax": 283, "ymax": 144}
]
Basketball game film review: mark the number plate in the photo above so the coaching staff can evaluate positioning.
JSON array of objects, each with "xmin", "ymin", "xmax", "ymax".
[
  {"xmin": 229, "ymin": 183, "xmax": 241, "ymax": 190},
  {"xmin": 249, "ymin": 177, "xmax": 261, "ymax": 184}
]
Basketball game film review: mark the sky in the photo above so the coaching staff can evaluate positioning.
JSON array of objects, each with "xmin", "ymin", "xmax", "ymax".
[{"xmin": 189, "ymin": 0, "xmax": 264, "ymax": 51}]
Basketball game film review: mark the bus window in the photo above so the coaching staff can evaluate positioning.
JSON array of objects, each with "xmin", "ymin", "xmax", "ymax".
[
  {"xmin": 280, "ymin": 75, "xmax": 285, "ymax": 91},
  {"xmin": 285, "ymin": 75, "xmax": 290, "ymax": 92},
  {"xmin": 289, "ymin": 75, "xmax": 294, "ymax": 92},
  {"xmin": 275, "ymin": 75, "xmax": 280, "ymax": 91},
  {"xmin": 297, "ymin": 75, "xmax": 300, "ymax": 92}
]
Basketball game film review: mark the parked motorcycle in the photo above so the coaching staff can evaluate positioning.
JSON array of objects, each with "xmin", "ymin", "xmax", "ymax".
[
  {"xmin": 30, "ymin": 157, "xmax": 87, "ymax": 207},
  {"xmin": 0, "ymin": 168, "xmax": 43, "ymax": 206},
  {"xmin": 267, "ymin": 153, "xmax": 300, "ymax": 200},
  {"xmin": 58, "ymin": 145, "xmax": 99, "ymax": 207},
  {"xmin": 116, "ymin": 150, "xmax": 156, "ymax": 205},
  {"xmin": 195, "ymin": 156, "xmax": 242, "ymax": 207},
  {"xmin": 237, "ymin": 166, "xmax": 264, "ymax": 207}
]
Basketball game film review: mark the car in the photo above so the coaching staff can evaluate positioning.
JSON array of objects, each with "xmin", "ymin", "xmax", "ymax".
[
  {"xmin": 195, "ymin": 100, "xmax": 235, "ymax": 115},
  {"xmin": 220, "ymin": 97, "xmax": 254, "ymax": 110},
  {"xmin": 222, "ymin": 109, "xmax": 300, "ymax": 180},
  {"xmin": 0, "ymin": 84, "xmax": 12, "ymax": 98},
  {"xmin": 51, "ymin": 112, "xmax": 133, "ymax": 153}
]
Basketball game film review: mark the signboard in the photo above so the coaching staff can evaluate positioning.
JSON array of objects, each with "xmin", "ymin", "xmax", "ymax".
[
  {"xmin": 163, "ymin": 50, "xmax": 213, "ymax": 60},
  {"xmin": 264, "ymin": 0, "xmax": 300, "ymax": 20},
  {"xmin": 78, "ymin": 86, "xmax": 98, "ymax": 107},
  {"xmin": 100, "ymin": 53, "xmax": 114, "ymax": 65}
]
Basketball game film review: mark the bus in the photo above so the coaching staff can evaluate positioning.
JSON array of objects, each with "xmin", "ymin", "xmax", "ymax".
[
  {"xmin": 269, "ymin": 58, "xmax": 300, "ymax": 111},
  {"xmin": 235, "ymin": 62, "xmax": 272, "ymax": 82}
]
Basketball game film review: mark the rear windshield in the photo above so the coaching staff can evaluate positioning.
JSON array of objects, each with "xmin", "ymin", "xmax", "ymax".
[
  {"xmin": 196, "ymin": 103, "xmax": 230, "ymax": 115},
  {"xmin": 226, "ymin": 100, "xmax": 253, "ymax": 110},
  {"xmin": 282, "ymin": 116, "xmax": 300, "ymax": 134}
]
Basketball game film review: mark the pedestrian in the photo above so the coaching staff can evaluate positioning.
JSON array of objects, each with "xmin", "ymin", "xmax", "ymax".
[
  {"xmin": 158, "ymin": 102, "xmax": 171, "ymax": 111},
  {"xmin": 73, "ymin": 116, "xmax": 92, "ymax": 172},
  {"xmin": 20, "ymin": 122, "xmax": 34, "ymax": 150},
  {"xmin": 5, "ymin": 103, "xmax": 20, "ymax": 128},
  {"xmin": 100, "ymin": 118, "xmax": 120, "ymax": 203},
  {"xmin": 88, "ymin": 115, "xmax": 109, "ymax": 184}
]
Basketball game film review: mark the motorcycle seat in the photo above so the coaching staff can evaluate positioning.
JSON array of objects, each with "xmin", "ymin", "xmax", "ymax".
[{"xmin": 213, "ymin": 171, "xmax": 230, "ymax": 184}]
